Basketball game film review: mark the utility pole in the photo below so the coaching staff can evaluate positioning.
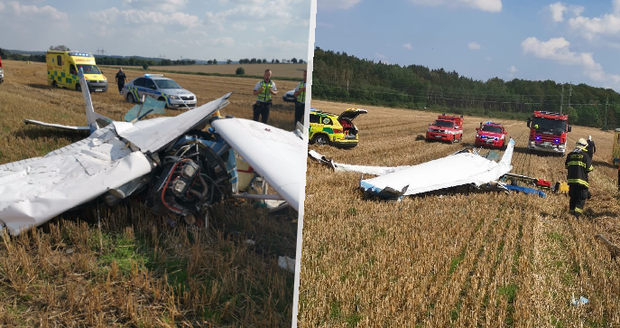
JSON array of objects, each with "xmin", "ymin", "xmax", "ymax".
[
  {"xmin": 567, "ymin": 81, "xmax": 572, "ymax": 111},
  {"xmin": 605, "ymin": 97, "xmax": 609, "ymax": 130},
  {"xmin": 560, "ymin": 84, "xmax": 564, "ymax": 114}
]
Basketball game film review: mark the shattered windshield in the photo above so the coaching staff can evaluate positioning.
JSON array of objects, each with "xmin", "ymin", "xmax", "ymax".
[
  {"xmin": 154, "ymin": 79, "xmax": 182, "ymax": 89},
  {"xmin": 481, "ymin": 125, "xmax": 502, "ymax": 133},
  {"xmin": 532, "ymin": 117, "xmax": 566, "ymax": 134},
  {"xmin": 433, "ymin": 120, "xmax": 454, "ymax": 128}
]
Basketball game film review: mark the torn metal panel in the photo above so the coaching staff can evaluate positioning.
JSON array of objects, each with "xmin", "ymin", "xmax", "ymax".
[
  {"xmin": 0, "ymin": 149, "xmax": 152, "ymax": 235},
  {"xmin": 118, "ymin": 93, "xmax": 231, "ymax": 153}
]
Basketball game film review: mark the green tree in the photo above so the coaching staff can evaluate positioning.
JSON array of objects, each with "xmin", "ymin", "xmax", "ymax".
[
  {"xmin": 142, "ymin": 63, "xmax": 149, "ymax": 70},
  {"xmin": 236, "ymin": 67, "xmax": 245, "ymax": 75}
]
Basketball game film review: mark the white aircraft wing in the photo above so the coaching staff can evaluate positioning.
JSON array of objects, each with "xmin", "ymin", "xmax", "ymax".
[
  {"xmin": 361, "ymin": 138, "xmax": 515, "ymax": 197},
  {"xmin": 212, "ymin": 118, "xmax": 306, "ymax": 211},
  {"xmin": 0, "ymin": 127, "xmax": 152, "ymax": 235},
  {"xmin": 118, "ymin": 93, "xmax": 232, "ymax": 153},
  {"xmin": 308, "ymin": 150, "xmax": 412, "ymax": 175},
  {"xmin": 309, "ymin": 139, "xmax": 515, "ymax": 199}
]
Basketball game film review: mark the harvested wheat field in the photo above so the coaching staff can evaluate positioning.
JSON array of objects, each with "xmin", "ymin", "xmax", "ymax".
[
  {"xmin": 0, "ymin": 60, "xmax": 299, "ymax": 327},
  {"xmin": 299, "ymin": 99, "xmax": 620, "ymax": 327},
  {"xmin": 107, "ymin": 64, "xmax": 307, "ymax": 79}
]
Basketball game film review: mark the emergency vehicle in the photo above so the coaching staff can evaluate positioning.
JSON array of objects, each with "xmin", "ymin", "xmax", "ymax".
[
  {"xmin": 526, "ymin": 111, "xmax": 571, "ymax": 155},
  {"xmin": 123, "ymin": 74, "xmax": 197, "ymax": 109},
  {"xmin": 309, "ymin": 108, "xmax": 368, "ymax": 148},
  {"xmin": 46, "ymin": 51, "xmax": 108, "ymax": 92},
  {"xmin": 0, "ymin": 55, "xmax": 4, "ymax": 84},
  {"xmin": 475, "ymin": 121, "xmax": 508, "ymax": 149},
  {"xmin": 425, "ymin": 114, "xmax": 464, "ymax": 143}
]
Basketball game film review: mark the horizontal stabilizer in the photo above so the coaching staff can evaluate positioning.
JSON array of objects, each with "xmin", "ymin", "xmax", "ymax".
[{"xmin": 24, "ymin": 119, "xmax": 90, "ymax": 132}]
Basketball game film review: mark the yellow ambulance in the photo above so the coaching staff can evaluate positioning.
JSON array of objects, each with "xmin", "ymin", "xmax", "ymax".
[{"xmin": 46, "ymin": 50, "xmax": 108, "ymax": 92}]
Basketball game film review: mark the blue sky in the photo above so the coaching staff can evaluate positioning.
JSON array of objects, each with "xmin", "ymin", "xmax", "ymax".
[
  {"xmin": 316, "ymin": 0, "xmax": 620, "ymax": 91},
  {"xmin": 0, "ymin": 0, "xmax": 312, "ymax": 62}
]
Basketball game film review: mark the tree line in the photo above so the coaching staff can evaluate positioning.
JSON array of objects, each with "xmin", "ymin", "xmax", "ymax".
[
  {"xmin": 313, "ymin": 47, "xmax": 620, "ymax": 129},
  {"xmin": 239, "ymin": 58, "xmax": 304, "ymax": 64}
]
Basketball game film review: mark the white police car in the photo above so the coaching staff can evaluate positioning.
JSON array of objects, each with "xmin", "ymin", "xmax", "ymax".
[
  {"xmin": 282, "ymin": 90, "xmax": 296, "ymax": 102},
  {"xmin": 123, "ymin": 74, "xmax": 197, "ymax": 109}
]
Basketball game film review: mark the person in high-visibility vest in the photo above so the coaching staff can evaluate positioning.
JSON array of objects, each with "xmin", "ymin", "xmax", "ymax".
[
  {"xmin": 252, "ymin": 69, "xmax": 277, "ymax": 123},
  {"xmin": 565, "ymin": 137, "xmax": 595, "ymax": 217},
  {"xmin": 293, "ymin": 69, "xmax": 307, "ymax": 126}
]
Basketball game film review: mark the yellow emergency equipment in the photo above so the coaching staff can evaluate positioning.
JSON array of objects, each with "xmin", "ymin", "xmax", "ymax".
[
  {"xmin": 613, "ymin": 128, "xmax": 620, "ymax": 166},
  {"xmin": 46, "ymin": 50, "xmax": 108, "ymax": 92}
]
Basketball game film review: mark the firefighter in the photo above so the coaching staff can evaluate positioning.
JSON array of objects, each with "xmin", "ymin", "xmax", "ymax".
[{"xmin": 565, "ymin": 138, "xmax": 595, "ymax": 217}]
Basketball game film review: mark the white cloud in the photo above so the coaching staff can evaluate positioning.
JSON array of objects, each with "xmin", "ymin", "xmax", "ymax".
[
  {"xmin": 254, "ymin": 26, "xmax": 266, "ymax": 32},
  {"xmin": 549, "ymin": 2, "xmax": 566, "ymax": 22},
  {"xmin": 508, "ymin": 65, "xmax": 517, "ymax": 73},
  {"xmin": 123, "ymin": 0, "xmax": 188, "ymax": 12},
  {"xmin": 375, "ymin": 52, "xmax": 386, "ymax": 59},
  {"xmin": 318, "ymin": 0, "xmax": 361, "ymax": 11},
  {"xmin": 210, "ymin": 37, "xmax": 235, "ymax": 47},
  {"xmin": 403, "ymin": 43, "xmax": 413, "ymax": 50},
  {"xmin": 88, "ymin": 8, "xmax": 203, "ymax": 28},
  {"xmin": 0, "ymin": 1, "xmax": 67, "ymax": 20},
  {"xmin": 485, "ymin": 56, "xmax": 493, "ymax": 61},
  {"xmin": 205, "ymin": 0, "xmax": 309, "ymax": 31},
  {"xmin": 468, "ymin": 41, "xmax": 481, "ymax": 50},
  {"xmin": 232, "ymin": 22, "xmax": 247, "ymax": 30},
  {"xmin": 547, "ymin": 2, "xmax": 584, "ymax": 23},
  {"xmin": 521, "ymin": 36, "xmax": 620, "ymax": 84},
  {"xmin": 408, "ymin": 0, "xmax": 502, "ymax": 13}
]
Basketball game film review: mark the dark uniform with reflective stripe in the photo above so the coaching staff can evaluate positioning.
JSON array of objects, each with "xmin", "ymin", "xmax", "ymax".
[{"xmin": 565, "ymin": 146, "xmax": 593, "ymax": 215}]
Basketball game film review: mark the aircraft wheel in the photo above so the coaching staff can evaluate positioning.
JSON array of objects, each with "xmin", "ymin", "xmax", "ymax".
[
  {"xmin": 127, "ymin": 93, "xmax": 134, "ymax": 103},
  {"xmin": 312, "ymin": 134, "xmax": 329, "ymax": 146},
  {"xmin": 76, "ymin": 83, "xmax": 82, "ymax": 92}
]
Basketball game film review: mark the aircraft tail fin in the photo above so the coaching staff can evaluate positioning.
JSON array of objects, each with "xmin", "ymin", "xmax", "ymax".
[
  {"xmin": 78, "ymin": 69, "xmax": 113, "ymax": 132},
  {"xmin": 499, "ymin": 138, "xmax": 516, "ymax": 167}
]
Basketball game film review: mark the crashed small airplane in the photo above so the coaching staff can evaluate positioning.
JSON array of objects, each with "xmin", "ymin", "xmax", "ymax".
[
  {"xmin": 309, "ymin": 138, "xmax": 517, "ymax": 199},
  {"xmin": 0, "ymin": 69, "xmax": 306, "ymax": 235}
]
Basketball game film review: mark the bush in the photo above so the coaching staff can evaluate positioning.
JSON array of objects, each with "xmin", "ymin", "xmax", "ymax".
[
  {"xmin": 236, "ymin": 67, "xmax": 245, "ymax": 75},
  {"xmin": 142, "ymin": 63, "xmax": 149, "ymax": 70}
]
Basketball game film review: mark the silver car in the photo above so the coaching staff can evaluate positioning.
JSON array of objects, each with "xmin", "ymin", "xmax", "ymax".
[
  {"xmin": 282, "ymin": 89, "xmax": 295, "ymax": 102},
  {"xmin": 123, "ymin": 74, "xmax": 197, "ymax": 109}
]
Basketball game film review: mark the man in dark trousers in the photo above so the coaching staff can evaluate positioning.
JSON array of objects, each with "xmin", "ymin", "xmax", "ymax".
[
  {"xmin": 565, "ymin": 137, "xmax": 595, "ymax": 217},
  {"xmin": 293, "ymin": 69, "xmax": 307, "ymax": 126},
  {"xmin": 115, "ymin": 68, "xmax": 128, "ymax": 95},
  {"xmin": 252, "ymin": 69, "xmax": 277, "ymax": 123}
]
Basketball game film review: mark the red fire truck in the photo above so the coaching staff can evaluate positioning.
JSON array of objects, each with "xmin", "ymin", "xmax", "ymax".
[
  {"xmin": 526, "ymin": 111, "xmax": 571, "ymax": 155},
  {"xmin": 426, "ymin": 114, "xmax": 464, "ymax": 143}
]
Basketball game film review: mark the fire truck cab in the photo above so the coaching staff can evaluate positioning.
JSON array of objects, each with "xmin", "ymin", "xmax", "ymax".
[
  {"xmin": 426, "ymin": 114, "xmax": 464, "ymax": 143},
  {"xmin": 526, "ymin": 111, "xmax": 571, "ymax": 155}
]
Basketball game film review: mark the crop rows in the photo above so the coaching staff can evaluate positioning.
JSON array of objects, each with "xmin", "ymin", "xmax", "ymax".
[{"xmin": 300, "ymin": 99, "xmax": 620, "ymax": 327}]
